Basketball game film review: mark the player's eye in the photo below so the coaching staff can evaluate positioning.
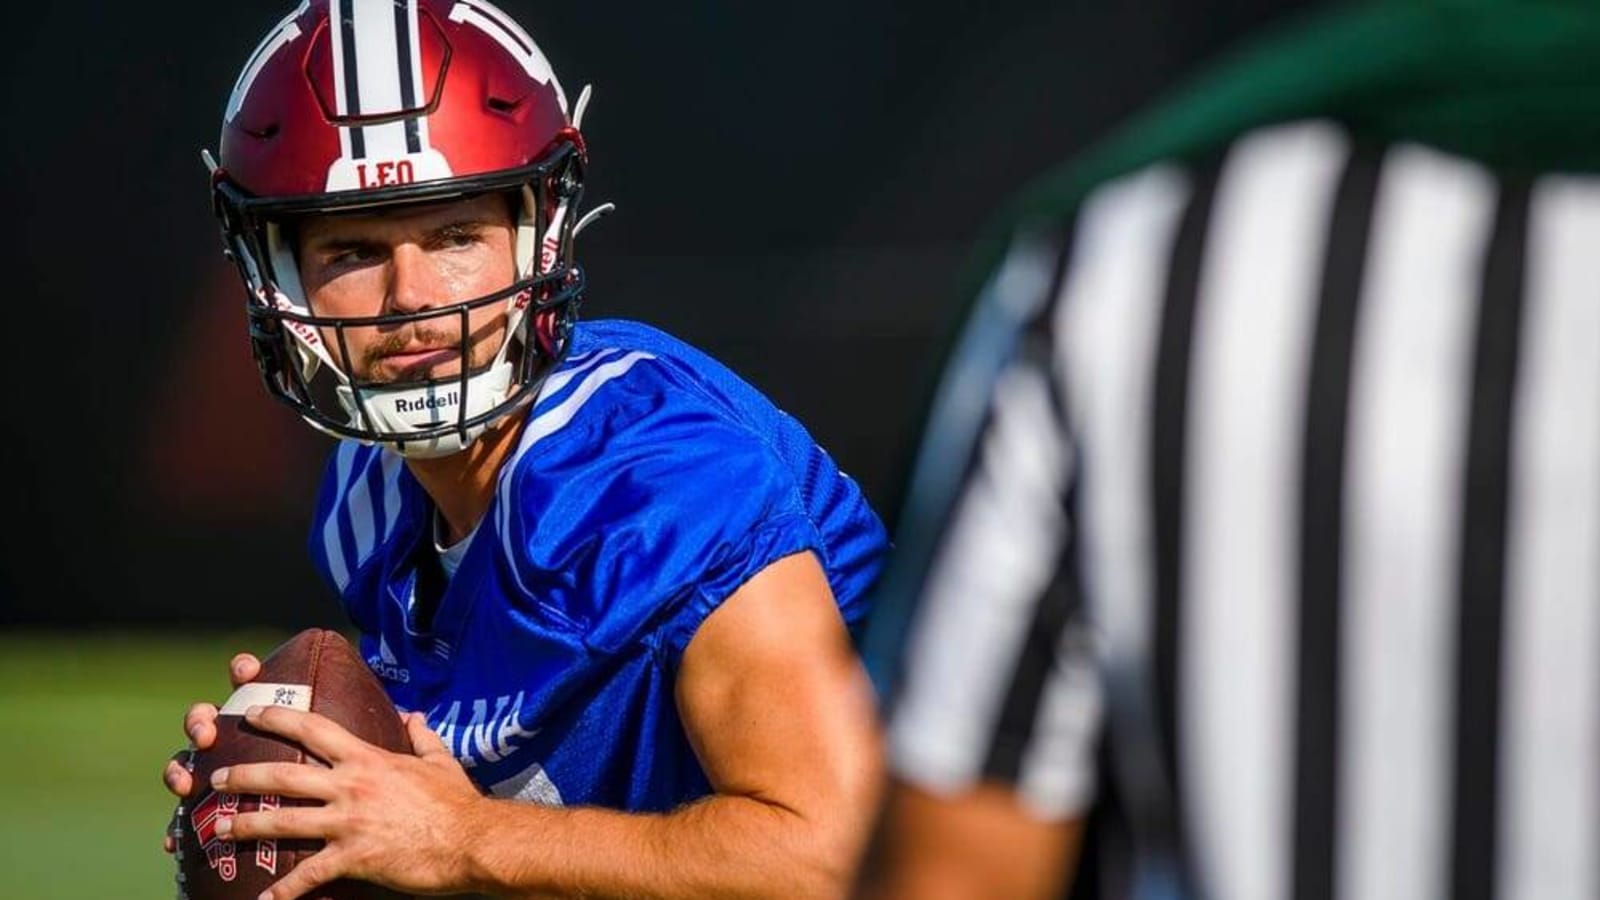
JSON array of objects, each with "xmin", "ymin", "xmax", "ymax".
[
  {"xmin": 326, "ymin": 245, "xmax": 381, "ymax": 267},
  {"xmin": 436, "ymin": 229, "xmax": 482, "ymax": 250}
]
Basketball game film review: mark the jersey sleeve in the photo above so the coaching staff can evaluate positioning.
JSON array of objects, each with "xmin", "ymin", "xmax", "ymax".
[
  {"xmin": 304, "ymin": 440, "xmax": 407, "ymax": 634},
  {"xmin": 867, "ymin": 231, "xmax": 1104, "ymax": 820},
  {"xmin": 504, "ymin": 369, "xmax": 828, "ymax": 665}
]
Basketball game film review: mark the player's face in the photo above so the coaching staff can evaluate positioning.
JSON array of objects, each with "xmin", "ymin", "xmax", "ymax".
[{"xmin": 294, "ymin": 193, "xmax": 518, "ymax": 384}]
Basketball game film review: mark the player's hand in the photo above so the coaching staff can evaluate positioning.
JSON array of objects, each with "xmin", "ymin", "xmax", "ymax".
[
  {"xmin": 160, "ymin": 652, "xmax": 261, "ymax": 853},
  {"xmin": 208, "ymin": 706, "xmax": 487, "ymax": 899}
]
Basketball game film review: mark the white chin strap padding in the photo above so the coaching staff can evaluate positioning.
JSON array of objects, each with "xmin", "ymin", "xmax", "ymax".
[{"xmin": 334, "ymin": 360, "xmax": 515, "ymax": 458}]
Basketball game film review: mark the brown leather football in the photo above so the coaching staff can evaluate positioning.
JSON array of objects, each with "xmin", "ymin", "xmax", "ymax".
[{"xmin": 173, "ymin": 628, "xmax": 412, "ymax": 900}]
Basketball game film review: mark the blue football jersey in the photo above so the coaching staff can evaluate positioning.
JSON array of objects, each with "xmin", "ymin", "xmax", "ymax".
[{"xmin": 306, "ymin": 319, "xmax": 889, "ymax": 812}]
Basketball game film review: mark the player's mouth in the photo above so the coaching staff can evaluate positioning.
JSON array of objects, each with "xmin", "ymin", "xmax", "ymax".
[{"xmin": 379, "ymin": 346, "xmax": 461, "ymax": 379}]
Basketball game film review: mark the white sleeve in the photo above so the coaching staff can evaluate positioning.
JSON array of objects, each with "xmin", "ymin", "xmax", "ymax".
[{"xmin": 883, "ymin": 232, "xmax": 1103, "ymax": 821}]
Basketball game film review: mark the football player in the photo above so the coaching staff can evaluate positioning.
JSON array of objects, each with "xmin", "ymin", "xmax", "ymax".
[{"xmin": 160, "ymin": 2, "xmax": 889, "ymax": 898}]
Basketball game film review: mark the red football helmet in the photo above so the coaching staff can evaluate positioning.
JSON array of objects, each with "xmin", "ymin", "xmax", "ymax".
[{"xmin": 208, "ymin": 0, "xmax": 603, "ymax": 457}]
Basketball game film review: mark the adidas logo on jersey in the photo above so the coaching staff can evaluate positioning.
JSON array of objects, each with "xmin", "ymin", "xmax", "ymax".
[{"xmin": 365, "ymin": 635, "xmax": 411, "ymax": 684}]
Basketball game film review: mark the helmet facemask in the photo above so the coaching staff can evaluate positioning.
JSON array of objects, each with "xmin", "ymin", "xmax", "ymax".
[
  {"xmin": 215, "ymin": 144, "xmax": 588, "ymax": 458},
  {"xmin": 208, "ymin": 0, "xmax": 610, "ymax": 458}
]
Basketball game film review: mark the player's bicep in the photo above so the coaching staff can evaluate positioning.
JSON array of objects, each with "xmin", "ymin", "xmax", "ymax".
[{"xmin": 674, "ymin": 551, "xmax": 881, "ymax": 824}]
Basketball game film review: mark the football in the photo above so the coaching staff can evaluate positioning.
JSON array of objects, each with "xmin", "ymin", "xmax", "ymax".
[{"xmin": 173, "ymin": 628, "xmax": 411, "ymax": 900}]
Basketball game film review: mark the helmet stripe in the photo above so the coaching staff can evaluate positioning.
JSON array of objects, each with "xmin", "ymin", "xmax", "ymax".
[
  {"xmin": 349, "ymin": 0, "xmax": 420, "ymax": 162},
  {"xmin": 457, "ymin": 0, "xmax": 532, "ymax": 55},
  {"xmin": 224, "ymin": 1, "xmax": 307, "ymax": 124},
  {"xmin": 405, "ymin": 0, "xmax": 432, "ymax": 153},
  {"xmin": 331, "ymin": 0, "xmax": 367, "ymax": 158},
  {"xmin": 394, "ymin": 0, "xmax": 422, "ymax": 154},
  {"xmin": 325, "ymin": 0, "xmax": 449, "ymax": 188},
  {"xmin": 447, "ymin": 0, "xmax": 567, "ymax": 116}
]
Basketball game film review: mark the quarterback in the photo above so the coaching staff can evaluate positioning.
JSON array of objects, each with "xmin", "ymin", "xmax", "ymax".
[{"xmin": 159, "ymin": 1, "xmax": 888, "ymax": 898}]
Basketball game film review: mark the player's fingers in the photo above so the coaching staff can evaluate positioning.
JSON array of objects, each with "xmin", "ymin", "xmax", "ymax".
[
  {"xmin": 183, "ymin": 702, "xmax": 221, "ymax": 750},
  {"xmin": 404, "ymin": 711, "xmax": 450, "ymax": 758},
  {"xmin": 217, "ymin": 806, "xmax": 334, "ymax": 842},
  {"xmin": 260, "ymin": 847, "xmax": 347, "ymax": 900},
  {"xmin": 210, "ymin": 761, "xmax": 336, "ymax": 800},
  {"xmin": 245, "ymin": 706, "xmax": 365, "ymax": 763},
  {"xmin": 163, "ymin": 756, "xmax": 196, "ymax": 798},
  {"xmin": 228, "ymin": 653, "xmax": 262, "ymax": 689},
  {"xmin": 163, "ymin": 833, "xmax": 175, "ymax": 854}
]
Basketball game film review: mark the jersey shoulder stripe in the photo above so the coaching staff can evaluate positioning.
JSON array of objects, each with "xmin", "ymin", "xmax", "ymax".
[{"xmin": 313, "ymin": 441, "xmax": 409, "ymax": 594}]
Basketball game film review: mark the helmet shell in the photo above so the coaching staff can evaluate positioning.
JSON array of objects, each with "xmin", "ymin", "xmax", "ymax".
[{"xmin": 220, "ymin": 0, "xmax": 572, "ymax": 201}]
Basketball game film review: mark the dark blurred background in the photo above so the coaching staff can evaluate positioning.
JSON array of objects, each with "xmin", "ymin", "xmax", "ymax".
[{"xmin": 0, "ymin": 0, "xmax": 1328, "ymax": 630}]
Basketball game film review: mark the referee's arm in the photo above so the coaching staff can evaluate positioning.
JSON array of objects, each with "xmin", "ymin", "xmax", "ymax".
[
  {"xmin": 854, "ymin": 232, "xmax": 1098, "ymax": 900},
  {"xmin": 861, "ymin": 783, "xmax": 1083, "ymax": 900}
]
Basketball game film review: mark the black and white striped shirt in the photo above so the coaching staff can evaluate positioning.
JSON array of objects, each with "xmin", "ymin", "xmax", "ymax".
[{"xmin": 880, "ymin": 120, "xmax": 1600, "ymax": 900}]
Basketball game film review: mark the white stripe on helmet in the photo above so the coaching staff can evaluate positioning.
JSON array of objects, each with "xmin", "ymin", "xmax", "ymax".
[
  {"xmin": 325, "ymin": 0, "xmax": 451, "ymax": 190},
  {"xmin": 225, "ymin": 1, "xmax": 308, "ymax": 123},
  {"xmin": 448, "ymin": 0, "xmax": 568, "ymax": 116}
]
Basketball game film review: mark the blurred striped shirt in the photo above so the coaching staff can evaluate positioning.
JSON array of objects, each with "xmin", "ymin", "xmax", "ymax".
[{"xmin": 880, "ymin": 119, "xmax": 1600, "ymax": 900}]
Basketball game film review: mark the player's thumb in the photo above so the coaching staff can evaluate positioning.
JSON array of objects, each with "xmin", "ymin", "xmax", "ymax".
[
  {"xmin": 228, "ymin": 653, "xmax": 262, "ymax": 688},
  {"xmin": 403, "ymin": 711, "xmax": 450, "ymax": 757}
]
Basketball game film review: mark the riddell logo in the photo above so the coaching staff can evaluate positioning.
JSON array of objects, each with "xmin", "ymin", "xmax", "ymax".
[
  {"xmin": 395, "ymin": 392, "xmax": 458, "ymax": 414},
  {"xmin": 367, "ymin": 636, "xmax": 410, "ymax": 684}
]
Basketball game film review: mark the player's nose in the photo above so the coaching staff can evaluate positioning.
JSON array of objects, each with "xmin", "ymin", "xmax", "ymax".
[{"xmin": 386, "ymin": 243, "xmax": 442, "ymax": 315}]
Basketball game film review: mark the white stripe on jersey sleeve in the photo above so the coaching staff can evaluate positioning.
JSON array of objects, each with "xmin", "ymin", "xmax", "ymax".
[
  {"xmin": 489, "ymin": 348, "xmax": 621, "ymax": 522},
  {"xmin": 1497, "ymin": 176, "xmax": 1600, "ymax": 900},
  {"xmin": 517, "ymin": 352, "xmax": 655, "ymax": 449},
  {"xmin": 346, "ymin": 445, "xmax": 381, "ymax": 563},
  {"xmin": 534, "ymin": 349, "xmax": 621, "ymax": 405},
  {"xmin": 1181, "ymin": 121, "xmax": 1348, "ymax": 900},
  {"xmin": 379, "ymin": 448, "xmax": 405, "ymax": 543},
  {"xmin": 1338, "ymin": 144, "xmax": 1495, "ymax": 900},
  {"xmin": 322, "ymin": 441, "xmax": 360, "ymax": 593},
  {"xmin": 495, "ymin": 351, "xmax": 657, "ymax": 600}
]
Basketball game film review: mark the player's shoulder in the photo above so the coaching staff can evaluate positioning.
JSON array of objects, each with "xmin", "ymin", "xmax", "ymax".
[
  {"xmin": 491, "ymin": 320, "xmax": 816, "ymax": 641},
  {"xmin": 497, "ymin": 317, "xmax": 798, "ymax": 527},
  {"xmin": 508, "ymin": 318, "xmax": 778, "ymax": 465},
  {"xmin": 567, "ymin": 317, "xmax": 707, "ymax": 361},
  {"xmin": 562, "ymin": 317, "xmax": 757, "ymax": 404}
]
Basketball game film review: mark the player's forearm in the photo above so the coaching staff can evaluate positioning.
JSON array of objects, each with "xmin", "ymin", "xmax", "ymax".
[{"xmin": 460, "ymin": 792, "xmax": 855, "ymax": 900}]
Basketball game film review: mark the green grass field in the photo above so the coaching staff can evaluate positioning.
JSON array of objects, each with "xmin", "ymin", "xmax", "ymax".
[{"xmin": 0, "ymin": 630, "xmax": 292, "ymax": 900}]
